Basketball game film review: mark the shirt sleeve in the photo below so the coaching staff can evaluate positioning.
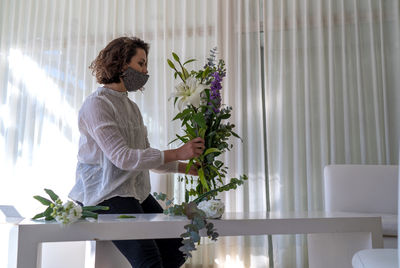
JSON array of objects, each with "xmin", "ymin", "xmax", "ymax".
[
  {"xmin": 81, "ymin": 96, "xmax": 163, "ymax": 171},
  {"xmin": 151, "ymin": 151, "xmax": 179, "ymax": 173},
  {"xmin": 144, "ymin": 127, "xmax": 179, "ymax": 174}
]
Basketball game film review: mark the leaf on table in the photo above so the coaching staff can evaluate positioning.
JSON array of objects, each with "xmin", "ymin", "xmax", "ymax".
[{"xmin": 118, "ymin": 215, "xmax": 136, "ymax": 219}]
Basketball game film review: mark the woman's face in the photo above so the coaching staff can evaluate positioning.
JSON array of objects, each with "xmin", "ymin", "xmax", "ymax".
[{"xmin": 127, "ymin": 48, "xmax": 148, "ymax": 74}]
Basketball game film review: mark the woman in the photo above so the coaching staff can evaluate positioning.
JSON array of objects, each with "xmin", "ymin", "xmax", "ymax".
[{"xmin": 69, "ymin": 37, "xmax": 204, "ymax": 268}]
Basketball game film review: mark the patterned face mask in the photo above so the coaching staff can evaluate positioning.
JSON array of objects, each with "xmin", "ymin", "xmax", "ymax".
[{"xmin": 121, "ymin": 67, "xmax": 149, "ymax": 92}]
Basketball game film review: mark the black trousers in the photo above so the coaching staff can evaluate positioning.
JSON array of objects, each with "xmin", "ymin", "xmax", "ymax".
[{"xmin": 96, "ymin": 195, "xmax": 185, "ymax": 268}]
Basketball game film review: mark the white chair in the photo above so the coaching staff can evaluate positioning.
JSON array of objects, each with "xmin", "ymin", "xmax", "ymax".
[
  {"xmin": 321, "ymin": 164, "xmax": 399, "ymax": 268},
  {"xmin": 342, "ymin": 164, "xmax": 400, "ymax": 268},
  {"xmin": 324, "ymin": 164, "xmax": 398, "ymax": 248},
  {"xmin": 352, "ymin": 249, "xmax": 398, "ymax": 268}
]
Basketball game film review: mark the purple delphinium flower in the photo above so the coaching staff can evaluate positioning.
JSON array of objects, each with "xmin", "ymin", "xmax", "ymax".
[{"xmin": 209, "ymin": 72, "xmax": 223, "ymax": 113}]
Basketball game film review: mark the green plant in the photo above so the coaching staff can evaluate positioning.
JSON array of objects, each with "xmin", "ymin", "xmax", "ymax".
[
  {"xmin": 168, "ymin": 49, "xmax": 245, "ymax": 201},
  {"xmin": 154, "ymin": 174, "xmax": 247, "ymax": 258},
  {"xmin": 33, "ymin": 189, "xmax": 109, "ymax": 224}
]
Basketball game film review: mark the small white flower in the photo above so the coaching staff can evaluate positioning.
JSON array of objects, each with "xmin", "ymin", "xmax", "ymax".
[
  {"xmin": 170, "ymin": 77, "xmax": 207, "ymax": 111},
  {"xmin": 53, "ymin": 201, "xmax": 82, "ymax": 224},
  {"xmin": 198, "ymin": 199, "xmax": 225, "ymax": 219}
]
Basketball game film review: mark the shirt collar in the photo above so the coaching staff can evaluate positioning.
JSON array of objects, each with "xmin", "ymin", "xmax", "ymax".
[{"xmin": 99, "ymin": 86, "xmax": 128, "ymax": 97}]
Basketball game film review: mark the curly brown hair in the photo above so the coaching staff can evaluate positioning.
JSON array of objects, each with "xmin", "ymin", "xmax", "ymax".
[{"xmin": 89, "ymin": 37, "xmax": 149, "ymax": 84}]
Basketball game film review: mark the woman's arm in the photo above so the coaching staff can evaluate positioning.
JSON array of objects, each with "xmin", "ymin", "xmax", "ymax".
[
  {"xmin": 177, "ymin": 162, "xmax": 198, "ymax": 176},
  {"xmin": 163, "ymin": 137, "xmax": 205, "ymax": 163},
  {"xmin": 151, "ymin": 161, "xmax": 198, "ymax": 176},
  {"xmin": 82, "ymin": 97, "xmax": 164, "ymax": 170},
  {"xmin": 152, "ymin": 139, "xmax": 203, "ymax": 174},
  {"xmin": 83, "ymin": 97, "xmax": 204, "ymax": 171}
]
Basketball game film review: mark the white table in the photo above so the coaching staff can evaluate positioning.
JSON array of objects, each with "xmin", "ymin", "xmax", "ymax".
[{"xmin": 6, "ymin": 211, "xmax": 383, "ymax": 268}]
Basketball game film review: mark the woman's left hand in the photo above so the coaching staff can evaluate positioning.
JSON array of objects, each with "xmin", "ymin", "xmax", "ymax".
[{"xmin": 178, "ymin": 162, "xmax": 200, "ymax": 176}]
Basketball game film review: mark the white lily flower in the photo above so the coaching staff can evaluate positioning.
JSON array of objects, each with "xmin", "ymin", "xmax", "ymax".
[{"xmin": 171, "ymin": 77, "xmax": 207, "ymax": 111}]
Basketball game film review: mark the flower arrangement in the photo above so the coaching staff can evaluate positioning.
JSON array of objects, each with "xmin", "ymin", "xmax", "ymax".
[
  {"xmin": 167, "ymin": 48, "xmax": 247, "ymax": 200},
  {"xmin": 32, "ymin": 189, "xmax": 110, "ymax": 224},
  {"xmin": 154, "ymin": 48, "xmax": 248, "ymax": 258}
]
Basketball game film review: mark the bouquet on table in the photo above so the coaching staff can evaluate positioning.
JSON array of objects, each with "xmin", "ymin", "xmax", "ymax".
[
  {"xmin": 32, "ymin": 190, "xmax": 136, "ymax": 224},
  {"xmin": 154, "ymin": 48, "xmax": 248, "ymax": 258},
  {"xmin": 32, "ymin": 189, "xmax": 110, "ymax": 224}
]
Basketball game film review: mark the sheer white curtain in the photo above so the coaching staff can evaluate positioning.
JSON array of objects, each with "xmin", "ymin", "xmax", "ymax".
[
  {"xmin": 0, "ymin": 0, "xmax": 268, "ymax": 267},
  {"xmin": 185, "ymin": 2, "xmax": 269, "ymax": 267},
  {"xmin": 263, "ymin": 0, "xmax": 400, "ymax": 267}
]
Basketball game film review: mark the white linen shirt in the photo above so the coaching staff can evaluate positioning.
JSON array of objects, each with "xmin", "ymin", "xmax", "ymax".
[{"xmin": 69, "ymin": 87, "xmax": 178, "ymax": 206}]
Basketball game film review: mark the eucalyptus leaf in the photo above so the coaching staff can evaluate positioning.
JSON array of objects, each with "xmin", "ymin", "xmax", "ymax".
[
  {"xmin": 180, "ymin": 232, "xmax": 191, "ymax": 238},
  {"xmin": 190, "ymin": 231, "xmax": 200, "ymax": 243}
]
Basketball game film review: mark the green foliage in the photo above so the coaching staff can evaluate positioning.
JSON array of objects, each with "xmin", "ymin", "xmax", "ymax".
[
  {"xmin": 153, "ymin": 175, "xmax": 247, "ymax": 258},
  {"xmin": 118, "ymin": 215, "xmax": 136, "ymax": 219},
  {"xmin": 166, "ymin": 49, "xmax": 249, "ymax": 260},
  {"xmin": 32, "ymin": 189, "xmax": 109, "ymax": 222},
  {"xmin": 168, "ymin": 51, "xmax": 244, "ymax": 199}
]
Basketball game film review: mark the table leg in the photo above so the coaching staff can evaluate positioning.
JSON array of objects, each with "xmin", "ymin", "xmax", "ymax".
[
  {"xmin": 16, "ymin": 231, "xmax": 41, "ymax": 268},
  {"xmin": 370, "ymin": 229, "xmax": 384, "ymax": 248}
]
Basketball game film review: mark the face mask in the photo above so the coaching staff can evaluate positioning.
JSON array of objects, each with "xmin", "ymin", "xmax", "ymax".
[{"xmin": 121, "ymin": 67, "xmax": 149, "ymax": 92}]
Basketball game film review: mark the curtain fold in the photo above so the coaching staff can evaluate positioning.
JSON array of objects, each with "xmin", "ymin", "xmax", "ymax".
[{"xmin": 263, "ymin": 0, "xmax": 400, "ymax": 266}]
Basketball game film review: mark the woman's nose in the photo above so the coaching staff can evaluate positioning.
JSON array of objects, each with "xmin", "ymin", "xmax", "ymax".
[{"xmin": 143, "ymin": 66, "xmax": 148, "ymax": 74}]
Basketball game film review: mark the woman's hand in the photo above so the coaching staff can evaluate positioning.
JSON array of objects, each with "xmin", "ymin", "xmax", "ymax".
[
  {"xmin": 163, "ymin": 137, "xmax": 205, "ymax": 163},
  {"xmin": 178, "ymin": 162, "xmax": 201, "ymax": 176},
  {"xmin": 176, "ymin": 137, "xmax": 205, "ymax": 160}
]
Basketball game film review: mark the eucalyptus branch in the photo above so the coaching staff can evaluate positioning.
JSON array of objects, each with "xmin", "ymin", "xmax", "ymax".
[{"xmin": 192, "ymin": 175, "xmax": 248, "ymax": 204}]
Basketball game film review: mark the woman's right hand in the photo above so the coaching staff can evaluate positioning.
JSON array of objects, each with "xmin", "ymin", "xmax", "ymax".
[
  {"xmin": 163, "ymin": 137, "xmax": 205, "ymax": 163},
  {"xmin": 175, "ymin": 137, "xmax": 205, "ymax": 160}
]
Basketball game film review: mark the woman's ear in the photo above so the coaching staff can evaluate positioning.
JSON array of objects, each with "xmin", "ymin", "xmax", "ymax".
[{"xmin": 121, "ymin": 63, "xmax": 129, "ymax": 72}]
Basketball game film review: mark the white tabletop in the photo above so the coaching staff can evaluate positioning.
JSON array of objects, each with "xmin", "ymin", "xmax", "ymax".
[
  {"xmin": 15, "ymin": 210, "xmax": 383, "ymax": 225},
  {"xmin": 6, "ymin": 210, "xmax": 384, "ymax": 268}
]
